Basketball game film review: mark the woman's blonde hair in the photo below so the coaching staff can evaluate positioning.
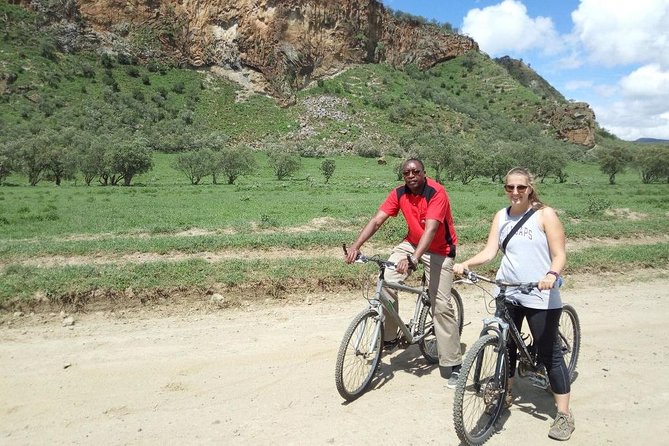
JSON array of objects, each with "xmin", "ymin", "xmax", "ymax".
[{"xmin": 505, "ymin": 167, "xmax": 545, "ymax": 210}]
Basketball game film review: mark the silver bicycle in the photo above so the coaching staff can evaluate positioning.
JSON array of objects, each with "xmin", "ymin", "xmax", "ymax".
[
  {"xmin": 335, "ymin": 249, "xmax": 464, "ymax": 401},
  {"xmin": 452, "ymin": 270, "xmax": 581, "ymax": 446}
]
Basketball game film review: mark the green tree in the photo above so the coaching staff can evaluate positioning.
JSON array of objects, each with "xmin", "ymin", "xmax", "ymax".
[
  {"xmin": 17, "ymin": 134, "xmax": 51, "ymax": 186},
  {"xmin": 595, "ymin": 144, "xmax": 633, "ymax": 184},
  {"xmin": 214, "ymin": 144, "xmax": 256, "ymax": 185},
  {"xmin": 268, "ymin": 150, "xmax": 301, "ymax": 180},
  {"xmin": 531, "ymin": 142, "xmax": 569, "ymax": 183},
  {"xmin": 319, "ymin": 159, "xmax": 336, "ymax": 183},
  {"xmin": 107, "ymin": 138, "xmax": 154, "ymax": 186},
  {"xmin": 173, "ymin": 149, "xmax": 214, "ymax": 185},
  {"xmin": 479, "ymin": 139, "xmax": 516, "ymax": 183},
  {"xmin": 44, "ymin": 129, "xmax": 78, "ymax": 186},
  {"xmin": 0, "ymin": 141, "xmax": 16, "ymax": 185},
  {"xmin": 634, "ymin": 144, "xmax": 669, "ymax": 183},
  {"xmin": 449, "ymin": 138, "xmax": 484, "ymax": 184}
]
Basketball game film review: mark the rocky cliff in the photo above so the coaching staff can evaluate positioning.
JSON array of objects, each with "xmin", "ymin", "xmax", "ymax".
[
  {"xmin": 15, "ymin": 0, "xmax": 595, "ymax": 146},
  {"xmin": 40, "ymin": 0, "xmax": 477, "ymax": 104}
]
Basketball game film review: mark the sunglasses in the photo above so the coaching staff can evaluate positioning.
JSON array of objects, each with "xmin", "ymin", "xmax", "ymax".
[
  {"xmin": 402, "ymin": 169, "xmax": 422, "ymax": 177},
  {"xmin": 504, "ymin": 184, "xmax": 529, "ymax": 193}
]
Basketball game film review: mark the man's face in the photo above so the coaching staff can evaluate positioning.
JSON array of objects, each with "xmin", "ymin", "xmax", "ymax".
[{"xmin": 402, "ymin": 162, "xmax": 425, "ymax": 191}]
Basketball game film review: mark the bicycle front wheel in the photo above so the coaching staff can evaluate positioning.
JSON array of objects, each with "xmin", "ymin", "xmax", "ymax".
[
  {"xmin": 417, "ymin": 288, "xmax": 464, "ymax": 364},
  {"xmin": 559, "ymin": 304, "xmax": 581, "ymax": 382},
  {"xmin": 453, "ymin": 334, "xmax": 509, "ymax": 446},
  {"xmin": 335, "ymin": 309, "xmax": 383, "ymax": 401}
]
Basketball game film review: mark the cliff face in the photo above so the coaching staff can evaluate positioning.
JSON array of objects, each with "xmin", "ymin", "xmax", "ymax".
[
  {"xmin": 16, "ymin": 0, "xmax": 595, "ymax": 146},
  {"xmin": 66, "ymin": 0, "xmax": 477, "ymax": 103}
]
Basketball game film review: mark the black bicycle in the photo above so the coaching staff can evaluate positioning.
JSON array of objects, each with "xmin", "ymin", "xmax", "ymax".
[
  {"xmin": 452, "ymin": 270, "xmax": 580, "ymax": 446},
  {"xmin": 335, "ymin": 250, "xmax": 464, "ymax": 401}
]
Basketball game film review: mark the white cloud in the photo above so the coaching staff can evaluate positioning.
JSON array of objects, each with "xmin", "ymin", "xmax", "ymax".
[
  {"xmin": 620, "ymin": 64, "xmax": 669, "ymax": 100},
  {"xmin": 462, "ymin": 0, "xmax": 560, "ymax": 55},
  {"xmin": 593, "ymin": 64, "xmax": 669, "ymax": 140},
  {"xmin": 596, "ymin": 99, "xmax": 669, "ymax": 140},
  {"xmin": 565, "ymin": 80, "xmax": 593, "ymax": 91},
  {"xmin": 571, "ymin": 0, "xmax": 669, "ymax": 67}
]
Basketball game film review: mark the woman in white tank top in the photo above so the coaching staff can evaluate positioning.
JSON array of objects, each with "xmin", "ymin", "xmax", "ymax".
[{"xmin": 453, "ymin": 167, "xmax": 575, "ymax": 441}]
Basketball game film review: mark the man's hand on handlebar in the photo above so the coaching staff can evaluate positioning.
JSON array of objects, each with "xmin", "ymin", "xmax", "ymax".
[
  {"xmin": 343, "ymin": 244, "xmax": 360, "ymax": 264},
  {"xmin": 395, "ymin": 256, "xmax": 414, "ymax": 274}
]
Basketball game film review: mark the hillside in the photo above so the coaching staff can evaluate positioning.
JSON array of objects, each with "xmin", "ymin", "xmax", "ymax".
[{"xmin": 1, "ymin": 0, "xmax": 596, "ymax": 151}]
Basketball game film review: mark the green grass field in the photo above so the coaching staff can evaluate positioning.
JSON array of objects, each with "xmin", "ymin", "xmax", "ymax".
[{"xmin": 1, "ymin": 154, "xmax": 668, "ymax": 308}]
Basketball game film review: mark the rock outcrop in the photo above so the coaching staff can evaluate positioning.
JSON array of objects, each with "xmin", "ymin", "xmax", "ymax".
[
  {"xmin": 62, "ymin": 0, "xmax": 478, "ymax": 103},
  {"xmin": 536, "ymin": 102, "xmax": 596, "ymax": 147}
]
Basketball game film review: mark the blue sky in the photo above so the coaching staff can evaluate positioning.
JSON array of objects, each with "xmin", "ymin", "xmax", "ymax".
[{"xmin": 380, "ymin": 0, "xmax": 669, "ymax": 141}]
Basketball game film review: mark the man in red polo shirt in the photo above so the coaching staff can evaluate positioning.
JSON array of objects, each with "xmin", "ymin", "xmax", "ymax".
[{"xmin": 345, "ymin": 158, "xmax": 462, "ymax": 387}]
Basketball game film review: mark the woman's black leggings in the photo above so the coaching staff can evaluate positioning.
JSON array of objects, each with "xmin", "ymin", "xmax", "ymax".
[{"xmin": 506, "ymin": 304, "xmax": 571, "ymax": 395}]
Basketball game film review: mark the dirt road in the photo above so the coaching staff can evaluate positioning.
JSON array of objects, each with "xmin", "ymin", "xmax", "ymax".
[{"xmin": 2, "ymin": 272, "xmax": 668, "ymax": 445}]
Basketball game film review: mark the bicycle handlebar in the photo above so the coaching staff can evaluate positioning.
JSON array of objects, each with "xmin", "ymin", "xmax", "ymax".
[
  {"xmin": 461, "ymin": 269, "xmax": 539, "ymax": 293},
  {"xmin": 342, "ymin": 244, "xmax": 399, "ymax": 270}
]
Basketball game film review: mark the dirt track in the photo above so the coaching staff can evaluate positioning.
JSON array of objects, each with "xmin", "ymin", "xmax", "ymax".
[{"xmin": 1, "ymin": 272, "xmax": 668, "ymax": 445}]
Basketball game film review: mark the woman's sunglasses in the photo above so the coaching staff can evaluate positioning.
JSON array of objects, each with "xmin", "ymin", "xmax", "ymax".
[{"xmin": 504, "ymin": 184, "xmax": 529, "ymax": 193}]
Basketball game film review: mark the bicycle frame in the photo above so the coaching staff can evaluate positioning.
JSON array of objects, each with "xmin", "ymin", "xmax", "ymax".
[
  {"xmin": 481, "ymin": 287, "xmax": 544, "ymax": 386},
  {"xmin": 370, "ymin": 263, "xmax": 431, "ymax": 345},
  {"xmin": 468, "ymin": 275, "xmax": 548, "ymax": 388}
]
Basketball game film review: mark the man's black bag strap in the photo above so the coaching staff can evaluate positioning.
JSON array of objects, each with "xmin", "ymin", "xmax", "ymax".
[{"xmin": 501, "ymin": 207, "xmax": 536, "ymax": 252}]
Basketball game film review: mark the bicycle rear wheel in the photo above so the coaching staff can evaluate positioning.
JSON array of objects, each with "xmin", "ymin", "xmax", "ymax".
[
  {"xmin": 453, "ymin": 334, "xmax": 509, "ymax": 446},
  {"xmin": 335, "ymin": 309, "xmax": 383, "ymax": 401},
  {"xmin": 417, "ymin": 288, "xmax": 464, "ymax": 364},
  {"xmin": 559, "ymin": 304, "xmax": 581, "ymax": 382}
]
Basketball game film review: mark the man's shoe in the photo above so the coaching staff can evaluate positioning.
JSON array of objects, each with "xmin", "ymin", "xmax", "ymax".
[
  {"xmin": 445, "ymin": 365, "xmax": 462, "ymax": 389},
  {"xmin": 548, "ymin": 410, "xmax": 575, "ymax": 441}
]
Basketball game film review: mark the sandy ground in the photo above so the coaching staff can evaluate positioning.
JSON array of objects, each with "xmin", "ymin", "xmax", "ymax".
[{"xmin": 1, "ymin": 272, "xmax": 668, "ymax": 446}]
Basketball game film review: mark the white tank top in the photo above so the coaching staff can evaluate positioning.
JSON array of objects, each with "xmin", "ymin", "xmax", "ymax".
[{"xmin": 495, "ymin": 207, "xmax": 562, "ymax": 309}]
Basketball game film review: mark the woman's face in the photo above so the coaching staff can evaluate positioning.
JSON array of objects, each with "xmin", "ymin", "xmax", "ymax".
[{"xmin": 504, "ymin": 174, "xmax": 531, "ymax": 206}]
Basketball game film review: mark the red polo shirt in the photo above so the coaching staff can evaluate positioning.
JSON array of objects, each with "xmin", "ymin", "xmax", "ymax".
[{"xmin": 380, "ymin": 177, "xmax": 457, "ymax": 257}]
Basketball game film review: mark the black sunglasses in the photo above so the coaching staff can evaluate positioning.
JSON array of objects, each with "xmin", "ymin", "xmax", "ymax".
[{"xmin": 402, "ymin": 169, "xmax": 422, "ymax": 176}]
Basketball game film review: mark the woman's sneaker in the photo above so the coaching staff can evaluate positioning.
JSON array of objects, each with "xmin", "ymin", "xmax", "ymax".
[{"xmin": 548, "ymin": 410, "xmax": 575, "ymax": 441}]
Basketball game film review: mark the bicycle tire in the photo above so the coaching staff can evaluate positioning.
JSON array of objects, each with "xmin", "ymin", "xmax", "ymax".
[
  {"xmin": 334, "ymin": 308, "xmax": 383, "ymax": 401},
  {"xmin": 417, "ymin": 288, "xmax": 464, "ymax": 364},
  {"xmin": 559, "ymin": 304, "xmax": 581, "ymax": 383},
  {"xmin": 453, "ymin": 334, "xmax": 509, "ymax": 446}
]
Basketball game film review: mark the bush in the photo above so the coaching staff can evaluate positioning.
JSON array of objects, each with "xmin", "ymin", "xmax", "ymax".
[
  {"xmin": 319, "ymin": 159, "xmax": 336, "ymax": 183},
  {"xmin": 268, "ymin": 150, "xmax": 301, "ymax": 180}
]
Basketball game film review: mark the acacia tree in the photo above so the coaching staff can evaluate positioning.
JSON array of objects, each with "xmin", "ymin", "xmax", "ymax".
[
  {"xmin": 319, "ymin": 159, "xmax": 336, "ymax": 183},
  {"xmin": 634, "ymin": 145, "xmax": 669, "ymax": 183},
  {"xmin": 214, "ymin": 144, "xmax": 256, "ymax": 185},
  {"xmin": 107, "ymin": 137, "xmax": 154, "ymax": 186},
  {"xmin": 268, "ymin": 149, "xmax": 301, "ymax": 180},
  {"xmin": 480, "ymin": 140, "xmax": 517, "ymax": 183},
  {"xmin": 17, "ymin": 133, "xmax": 51, "ymax": 186},
  {"xmin": 449, "ymin": 138, "xmax": 485, "ymax": 184},
  {"xmin": 595, "ymin": 144, "xmax": 633, "ymax": 184},
  {"xmin": 532, "ymin": 143, "xmax": 569, "ymax": 183},
  {"xmin": 76, "ymin": 134, "xmax": 105, "ymax": 186},
  {"xmin": 0, "ymin": 141, "xmax": 16, "ymax": 185},
  {"xmin": 173, "ymin": 148, "xmax": 214, "ymax": 184}
]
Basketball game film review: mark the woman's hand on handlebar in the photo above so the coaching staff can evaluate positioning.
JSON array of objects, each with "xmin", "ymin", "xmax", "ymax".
[
  {"xmin": 453, "ymin": 263, "xmax": 467, "ymax": 275},
  {"xmin": 538, "ymin": 273, "xmax": 558, "ymax": 290}
]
